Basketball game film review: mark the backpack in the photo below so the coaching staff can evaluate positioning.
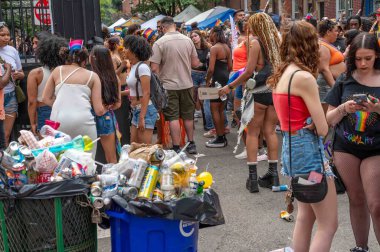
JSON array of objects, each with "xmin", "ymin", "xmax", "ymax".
[{"xmin": 135, "ymin": 62, "xmax": 168, "ymax": 111}]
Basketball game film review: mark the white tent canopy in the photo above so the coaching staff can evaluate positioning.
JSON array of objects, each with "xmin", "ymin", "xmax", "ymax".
[
  {"xmin": 185, "ymin": 6, "xmax": 230, "ymax": 26},
  {"xmin": 173, "ymin": 5, "xmax": 201, "ymax": 23},
  {"xmin": 108, "ymin": 18, "xmax": 127, "ymax": 29},
  {"xmin": 140, "ymin": 14, "xmax": 166, "ymax": 30}
]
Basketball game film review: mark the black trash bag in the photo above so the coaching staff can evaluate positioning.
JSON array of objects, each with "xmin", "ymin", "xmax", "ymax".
[
  {"xmin": 111, "ymin": 189, "xmax": 225, "ymax": 227},
  {"xmin": 0, "ymin": 176, "xmax": 95, "ymax": 200}
]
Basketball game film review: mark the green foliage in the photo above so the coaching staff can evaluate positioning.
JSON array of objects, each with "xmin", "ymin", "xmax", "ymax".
[
  {"xmin": 133, "ymin": 0, "xmax": 220, "ymax": 16},
  {"xmin": 100, "ymin": 0, "xmax": 119, "ymax": 25}
]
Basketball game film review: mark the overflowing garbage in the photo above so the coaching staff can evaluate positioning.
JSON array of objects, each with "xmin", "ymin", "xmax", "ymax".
[
  {"xmin": 0, "ymin": 124, "xmax": 97, "ymax": 188},
  {"xmin": 0, "ymin": 122, "xmax": 224, "ymax": 227},
  {"xmin": 92, "ymin": 142, "xmax": 214, "ymax": 207}
]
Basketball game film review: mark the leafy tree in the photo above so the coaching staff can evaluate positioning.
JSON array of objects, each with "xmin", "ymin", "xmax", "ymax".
[{"xmin": 133, "ymin": 0, "xmax": 221, "ymax": 16}]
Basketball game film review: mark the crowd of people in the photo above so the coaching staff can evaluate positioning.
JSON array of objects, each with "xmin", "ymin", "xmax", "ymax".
[{"xmin": 0, "ymin": 7, "xmax": 380, "ymax": 251}]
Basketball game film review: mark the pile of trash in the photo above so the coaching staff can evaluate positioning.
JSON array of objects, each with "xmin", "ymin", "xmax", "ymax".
[
  {"xmin": 0, "ymin": 124, "xmax": 96, "ymax": 188},
  {"xmin": 92, "ymin": 142, "xmax": 214, "ymax": 208}
]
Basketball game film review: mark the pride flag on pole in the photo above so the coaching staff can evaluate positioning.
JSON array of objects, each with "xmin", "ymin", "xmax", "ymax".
[{"xmin": 215, "ymin": 19, "xmax": 222, "ymax": 26}]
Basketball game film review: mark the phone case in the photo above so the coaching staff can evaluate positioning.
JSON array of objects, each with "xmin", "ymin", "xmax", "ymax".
[{"xmin": 308, "ymin": 171, "xmax": 323, "ymax": 183}]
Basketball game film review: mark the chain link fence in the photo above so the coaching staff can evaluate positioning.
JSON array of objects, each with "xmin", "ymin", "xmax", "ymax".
[{"xmin": 0, "ymin": 195, "xmax": 97, "ymax": 252}]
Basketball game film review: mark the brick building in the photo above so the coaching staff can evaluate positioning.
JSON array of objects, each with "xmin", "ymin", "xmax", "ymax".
[{"xmin": 122, "ymin": 0, "xmax": 139, "ymax": 14}]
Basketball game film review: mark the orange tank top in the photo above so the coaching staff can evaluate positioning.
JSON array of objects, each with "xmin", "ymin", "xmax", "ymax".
[
  {"xmin": 232, "ymin": 42, "xmax": 247, "ymax": 71},
  {"xmin": 319, "ymin": 40, "xmax": 345, "ymax": 66}
]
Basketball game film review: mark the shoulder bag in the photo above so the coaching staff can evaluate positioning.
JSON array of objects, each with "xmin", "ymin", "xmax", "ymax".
[{"xmin": 287, "ymin": 70, "xmax": 328, "ymax": 203}]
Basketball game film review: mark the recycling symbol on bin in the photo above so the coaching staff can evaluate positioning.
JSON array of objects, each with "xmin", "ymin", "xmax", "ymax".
[{"xmin": 179, "ymin": 220, "xmax": 195, "ymax": 237}]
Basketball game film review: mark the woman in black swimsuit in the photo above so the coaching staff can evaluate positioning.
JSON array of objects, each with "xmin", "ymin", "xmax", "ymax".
[
  {"xmin": 205, "ymin": 26, "xmax": 232, "ymax": 148},
  {"xmin": 220, "ymin": 13, "xmax": 281, "ymax": 193}
]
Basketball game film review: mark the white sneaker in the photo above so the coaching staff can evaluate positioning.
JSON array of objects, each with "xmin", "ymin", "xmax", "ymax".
[
  {"xmin": 235, "ymin": 148, "xmax": 247, "ymax": 159},
  {"xmin": 257, "ymin": 153, "xmax": 268, "ymax": 162},
  {"xmin": 194, "ymin": 110, "xmax": 202, "ymax": 118}
]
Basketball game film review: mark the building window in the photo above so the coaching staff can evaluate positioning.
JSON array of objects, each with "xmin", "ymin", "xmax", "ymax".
[{"xmin": 338, "ymin": 0, "xmax": 353, "ymax": 17}]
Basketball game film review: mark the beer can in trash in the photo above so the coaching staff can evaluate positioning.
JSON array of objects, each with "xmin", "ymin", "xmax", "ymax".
[
  {"xmin": 117, "ymin": 186, "xmax": 138, "ymax": 200},
  {"xmin": 151, "ymin": 149, "xmax": 165, "ymax": 162},
  {"xmin": 152, "ymin": 189, "xmax": 164, "ymax": 202},
  {"xmin": 91, "ymin": 182, "xmax": 102, "ymax": 197},
  {"xmin": 138, "ymin": 165, "xmax": 160, "ymax": 200},
  {"xmin": 1, "ymin": 151, "xmax": 16, "ymax": 170},
  {"xmin": 127, "ymin": 159, "xmax": 148, "ymax": 188},
  {"xmin": 90, "ymin": 196, "xmax": 104, "ymax": 209},
  {"xmin": 6, "ymin": 141, "xmax": 19, "ymax": 156},
  {"xmin": 37, "ymin": 172, "xmax": 52, "ymax": 183}
]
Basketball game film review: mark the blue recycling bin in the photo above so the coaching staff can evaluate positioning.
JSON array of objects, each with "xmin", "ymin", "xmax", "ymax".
[{"xmin": 107, "ymin": 208, "xmax": 199, "ymax": 252}]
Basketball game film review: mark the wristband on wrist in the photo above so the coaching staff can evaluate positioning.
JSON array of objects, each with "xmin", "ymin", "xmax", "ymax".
[{"xmin": 337, "ymin": 104, "xmax": 348, "ymax": 116}]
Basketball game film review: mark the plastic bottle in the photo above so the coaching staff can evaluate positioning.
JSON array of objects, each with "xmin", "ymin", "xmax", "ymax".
[
  {"xmin": 272, "ymin": 185, "xmax": 288, "ymax": 192},
  {"xmin": 161, "ymin": 168, "xmax": 174, "ymax": 191},
  {"xmin": 119, "ymin": 145, "xmax": 130, "ymax": 162},
  {"xmin": 188, "ymin": 173, "xmax": 198, "ymax": 196},
  {"xmin": 215, "ymin": 81, "xmax": 227, "ymax": 101},
  {"xmin": 40, "ymin": 125, "xmax": 71, "ymax": 142}
]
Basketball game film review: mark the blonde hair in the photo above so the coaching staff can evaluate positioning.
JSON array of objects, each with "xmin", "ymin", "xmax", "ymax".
[{"xmin": 248, "ymin": 13, "xmax": 281, "ymax": 69}]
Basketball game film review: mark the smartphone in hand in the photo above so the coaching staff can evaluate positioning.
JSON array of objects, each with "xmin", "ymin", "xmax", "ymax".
[{"xmin": 353, "ymin": 94, "xmax": 368, "ymax": 105}]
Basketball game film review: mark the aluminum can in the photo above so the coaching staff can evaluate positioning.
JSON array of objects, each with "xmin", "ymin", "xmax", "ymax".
[
  {"xmin": 127, "ymin": 159, "xmax": 148, "ymax": 188},
  {"xmin": 91, "ymin": 181, "xmax": 102, "ymax": 197},
  {"xmin": 90, "ymin": 196, "xmax": 104, "ymax": 209},
  {"xmin": 152, "ymin": 189, "xmax": 164, "ymax": 202},
  {"xmin": 19, "ymin": 146, "xmax": 32, "ymax": 158},
  {"xmin": 97, "ymin": 174, "xmax": 118, "ymax": 186},
  {"xmin": 138, "ymin": 165, "xmax": 160, "ymax": 200},
  {"xmin": 36, "ymin": 172, "xmax": 52, "ymax": 183},
  {"xmin": 272, "ymin": 185, "xmax": 289, "ymax": 192},
  {"xmin": 151, "ymin": 149, "xmax": 165, "ymax": 162},
  {"xmin": 117, "ymin": 186, "xmax": 138, "ymax": 200},
  {"xmin": 6, "ymin": 141, "xmax": 19, "ymax": 156},
  {"xmin": 1, "ymin": 151, "xmax": 16, "ymax": 170}
]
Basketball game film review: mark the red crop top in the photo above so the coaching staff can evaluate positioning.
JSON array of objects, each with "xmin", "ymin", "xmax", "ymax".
[{"xmin": 272, "ymin": 93, "xmax": 311, "ymax": 131}]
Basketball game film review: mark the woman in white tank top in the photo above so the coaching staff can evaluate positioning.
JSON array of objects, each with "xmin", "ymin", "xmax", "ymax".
[
  {"xmin": 27, "ymin": 35, "xmax": 66, "ymax": 136},
  {"xmin": 42, "ymin": 43, "xmax": 106, "ymax": 157}
]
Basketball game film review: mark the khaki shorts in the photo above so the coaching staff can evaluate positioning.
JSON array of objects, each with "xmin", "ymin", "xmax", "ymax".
[{"xmin": 164, "ymin": 87, "xmax": 195, "ymax": 121}]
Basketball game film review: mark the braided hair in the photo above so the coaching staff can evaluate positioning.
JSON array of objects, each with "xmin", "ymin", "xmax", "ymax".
[{"xmin": 248, "ymin": 13, "xmax": 281, "ymax": 69}]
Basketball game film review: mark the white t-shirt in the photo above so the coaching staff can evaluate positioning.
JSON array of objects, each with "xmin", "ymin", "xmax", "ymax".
[
  {"xmin": 126, "ymin": 62, "xmax": 151, "ymax": 97},
  {"xmin": 0, "ymin": 45, "xmax": 22, "ymax": 93}
]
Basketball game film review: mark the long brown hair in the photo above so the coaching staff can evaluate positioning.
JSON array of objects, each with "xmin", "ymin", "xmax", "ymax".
[
  {"xmin": 267, "ymin": 21, "xmax": 319, "ymax": 88},
  {"xmin": 190, "ymin": 30, "xmax": 209, "ymax": 49},
  {"xmin": 248, "ymin": 13, "xmax": 281, "ymax": 69}
]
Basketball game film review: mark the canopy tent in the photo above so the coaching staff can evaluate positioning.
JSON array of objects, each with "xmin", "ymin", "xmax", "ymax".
[
  {"xmin": 197, "ymin": 8, "xmax": 235, "ymax": 30},
  {"xmin": 121, "ymin": 17, "xmax": 145, "ymax": 27},
  {"xmin": 185, "ymin": 6, "xmax": 231, "ymax": 26},
  {"xmin": 141, "ymin": 14, "xmax": 166, "ymax": 30},
  {"xmin": 108, "ymin": 18, "xmax": 127, "ymax": 30},
  {"xmin": 173, "ymin": 5, "xmax": 201, "ymax": 23}
]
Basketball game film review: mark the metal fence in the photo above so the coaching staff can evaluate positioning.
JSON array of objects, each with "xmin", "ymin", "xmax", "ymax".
[{"xmin": 0, "ymin": 0, "xmax": 51, "ymax": 64}]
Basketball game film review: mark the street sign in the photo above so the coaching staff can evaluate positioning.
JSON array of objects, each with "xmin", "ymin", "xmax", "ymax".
[{"xmin": 34, "ymin": 0, "xmax": 51, "ymax": 25}]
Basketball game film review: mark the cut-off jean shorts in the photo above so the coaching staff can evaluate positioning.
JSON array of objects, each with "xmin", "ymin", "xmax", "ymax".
[
  {"xmin": 131, "ymin": 104, "xmax": 158, "ymax": 130},
  {"xmin": 95, "ymin": 110, "xmax": 116, "ymax": 136},
  {"xmin": 4, "ymin": 91, "xmax": 18, "ymax": 115},
  {"xmin": 281, "ymin": 128, "xmax": 334, "ymax": 177}
]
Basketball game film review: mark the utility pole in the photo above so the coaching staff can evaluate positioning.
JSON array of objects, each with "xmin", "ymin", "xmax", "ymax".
[{"xmin": 244, "ymin": 0, "xmax": 248, "ymax": 12}]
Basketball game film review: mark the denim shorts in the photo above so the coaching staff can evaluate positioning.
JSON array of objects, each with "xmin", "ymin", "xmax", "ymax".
[
  {"xmin": 132, "ymin": 104, "xmax": 158, "ymax": 129},
  {"xmin": 191, "ymin": 71, "xmax": 206, "ymax": 87},
  {"xmin": 95, "ymin": 110, "xmax": 116, "ymax": 136},
  {"xmin": 37, "ymin": 106, "xmax": 52, "ymax": 131},
  {"xmin": 4, "ymin": 91, "xmax": 18, "ymax": 115},
  {"xmin": 281, "ymin": 129, "xmax": 334, "ymax": 177},
  {"xmin": 235, "ymin": 85, "xmax": 243, "ymax": 99}
]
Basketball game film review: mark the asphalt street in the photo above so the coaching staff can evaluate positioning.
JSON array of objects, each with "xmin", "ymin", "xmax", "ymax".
[{"xmin": 97, "ymin": 117, "xmax": 379, "ymax": 252}]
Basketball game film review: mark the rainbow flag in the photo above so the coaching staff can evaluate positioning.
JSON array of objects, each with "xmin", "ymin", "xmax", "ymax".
[
  {"xmin": 114, "ymin": 26, "xmax": 122, "ymax": 33},
  {"xmin": 142, "ymin": 28, "xmax": 156, "ymax": 40},
  {"xmin": 215, "ymin": 19, "xmax": 222, "ymax": 26}
]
